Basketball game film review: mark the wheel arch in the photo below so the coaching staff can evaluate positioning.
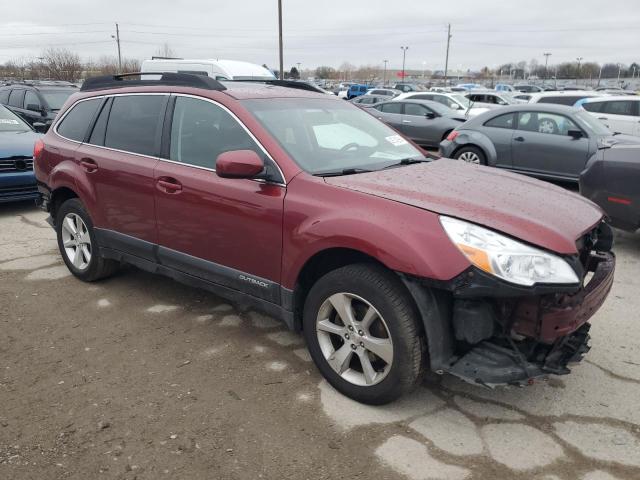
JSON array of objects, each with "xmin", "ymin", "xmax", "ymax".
[{"xmin": 50, "ymin": 186, "xmax": 79, "ymax": 226}]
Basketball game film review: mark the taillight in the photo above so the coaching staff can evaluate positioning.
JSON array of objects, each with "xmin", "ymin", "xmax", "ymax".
[
  {"xmin": 446, "ymin": 131, "xmax": 459, "ymax": 142},
  {"xmin": 33, "ymin": 139, "xmax": 45, "ymax": 161}
]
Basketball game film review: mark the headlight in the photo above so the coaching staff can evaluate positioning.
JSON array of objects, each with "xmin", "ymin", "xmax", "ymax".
[{"xmin": 440, "ymin": 216, "xmax": 579, "ymax": 286}]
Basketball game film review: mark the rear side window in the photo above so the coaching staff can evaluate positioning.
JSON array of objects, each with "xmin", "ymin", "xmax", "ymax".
[
  {"xmin": 8, "ymin": 89, "xmax": 25, "ymax": 108},
  {"xmin": 484, "ymin": 113, "xmax": 515, "ymax": 129},
  {"xmin": 88, "ymin": 98, "xmax": 112, "ymax": 145},
  {"xmin": 56, "ymin": 98, "xmax": 102, "ymax": 142},
  {"xmin": 105, "ymin": 95, "xmax": 166, "ymax": 156},
  {"xmin": 0, "ymin": 89, "xmax": 10, "ymax": 104},
  {"xmin": 379, "ymin": 103, "xmax": 402, "ymax": 114},
  {"xmin": 602, "ymin": 101, "xmax": 636, "ymax": 116},
  {"xmin": 538, "ymin": 96, "xmax": 584, "ymax": 106}
]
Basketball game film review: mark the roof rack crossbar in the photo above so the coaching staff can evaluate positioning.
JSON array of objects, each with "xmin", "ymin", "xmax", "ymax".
[{"xmin": 80, "ymin": 72, "xmax": 226, "ymax": 92}]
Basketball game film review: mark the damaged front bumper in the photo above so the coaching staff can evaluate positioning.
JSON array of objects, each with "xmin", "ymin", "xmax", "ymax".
[{"xmin": 403, "ymin": 248, "xmax": 616, "ymax": 388}]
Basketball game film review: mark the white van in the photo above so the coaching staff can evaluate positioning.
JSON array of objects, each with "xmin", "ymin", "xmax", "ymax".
[{"xmin": 140, "ymin": 59, "xmax": 276, "ymax": 81}]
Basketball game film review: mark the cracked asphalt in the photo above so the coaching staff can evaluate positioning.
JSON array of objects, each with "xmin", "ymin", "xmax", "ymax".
[{"xmin": 1, "ymin": 201, "xmax": 639, "ymax": 480}]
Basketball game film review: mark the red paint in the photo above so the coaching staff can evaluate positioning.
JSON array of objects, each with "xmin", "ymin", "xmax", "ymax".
[{"xmin": 216, "ymin": 149, "xmax": 264, "ymax": 178}]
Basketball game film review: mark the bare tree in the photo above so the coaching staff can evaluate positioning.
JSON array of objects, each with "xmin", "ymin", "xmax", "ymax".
[
  {"xmin": 155, "ymin": 43, "xmax": 176, "ymax": 58},
  {"xmin": 41, "ymin": 48, "xmax": 82, "ymax": 82}
]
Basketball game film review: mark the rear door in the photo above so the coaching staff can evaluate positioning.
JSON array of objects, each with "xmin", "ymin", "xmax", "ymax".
[
  {"xmin": 153, "ymin": 95, "xmax": 285, "ymax": 302},
  {"xmin": 372, "ymin": 102, "xmax": 404, "ymax": 131},
  {"xmin": 74, "ymin": 94, "xmax": 168, "ymax": 255},
  {"xmin": 511, "ymin": 111, "xmax": 590, "ymax": 180},
  {"xmin": 479, "ymin": 112, "xmax": 516, "ymax": 167}
]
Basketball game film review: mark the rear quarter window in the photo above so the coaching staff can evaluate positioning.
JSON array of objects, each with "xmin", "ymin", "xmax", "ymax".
[{"xmin": 56, "ymin": 98, "xmax": 102, "ymax": 142}]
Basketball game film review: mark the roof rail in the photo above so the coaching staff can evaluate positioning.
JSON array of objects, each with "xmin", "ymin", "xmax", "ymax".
[
  {"xmin": 241, "ymin": 79, "xmax": 325, "ymax": 93},
  {"xmin": 80, "ymin": 72, "xmax": 226, "ymax": 92}
]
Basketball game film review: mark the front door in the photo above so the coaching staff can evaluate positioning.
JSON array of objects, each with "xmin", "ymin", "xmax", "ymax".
[
  {"xmin": 400, "ymin": 102, "xmax": 443, "ymax": 147},
  {"xmin": 154, "ymin": 95, "xmax": 285, "ymax": 303},
  {"xmin": 373, "ymin": 102, "xmax": 404, "ymax": 132},
  {"xmin": 511, "ymin": 111, "xmax": 590, "ymax": 180}
]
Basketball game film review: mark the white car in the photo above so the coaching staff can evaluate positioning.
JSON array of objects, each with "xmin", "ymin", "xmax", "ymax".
[
  {"xmin": 526, "ymin": 90, "xmax": 600, "ymax": 106},
  {"xmin": 335, "ymin": 83, "xmax": 354, "ymax": 99},
  {"xmin": 581, "ymin": 96, "xmax": 640, "ymax": 136},
  {"xmin": 140, "ymin": 58, "xmax": 275, "ymax": 81},
  {"xmin": 365, "ymin": 88, "xmax": 401, "ymax": 98},
  {"xmin": 393, "ymin": 91, "xmax": 491, "ymax": 117}
]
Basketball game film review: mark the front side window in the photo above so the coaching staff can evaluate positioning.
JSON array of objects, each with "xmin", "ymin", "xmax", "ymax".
[
  {"xmin": 24, "ymin": 91, "xmax": 41, "ymax": 110},
  {"xmin": 169, "ymin": 96, "xmax": 260, "ymax": 168},
  {"xmin": 243, "ymin": 98, "xmax": 426, "ymax": 175},
  {"xmin": 602, "ymin": 101, "xmax": 635, "ymax": 116},
  {"xmin": 105, "ymin": 95, "xmax": 166, "ymax": 156},
  {"xmin": 40, "ymin": 90, "xmax": 76, "ymax": 111},
  {"xmin": 56, "ymin": 98, "xmax": 102, "ymax": 142},
  {"xmin": 404, "ymin": 103, "xmax": 428, "ymax": 116},
  {"xmin": 484, "ymin": 113, "xmax": 515, "ymax": 129},
  {"xmin": 517, "ymin": 112, "xmax": 579, "ymax": 136}
]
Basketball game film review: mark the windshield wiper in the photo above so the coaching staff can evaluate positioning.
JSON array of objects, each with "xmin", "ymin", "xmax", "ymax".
[
  {"xmin": 315, "ymin": 167, "xmax": 374, "ymax": 177},
  {"xmin": 382, "ymin": 157, "xmax": 429, "ymax": 169}
]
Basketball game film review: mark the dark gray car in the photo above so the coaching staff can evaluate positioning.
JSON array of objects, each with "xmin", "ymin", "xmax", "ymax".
[
  {"xmin": 439, "ymin": 104, "xmax": 640, "ymax": 182},
  {"xmin": 370, "ymin": 99, "xmax": 467, "ymax": 148},
  {"xmin": 581, "ymin": 143, "xmax": 640, "ymax": 232}
]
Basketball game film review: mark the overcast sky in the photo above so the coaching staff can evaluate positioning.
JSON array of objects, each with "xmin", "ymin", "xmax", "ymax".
[{"xmin": 2, "ymin": 0, "xmax": 639, "ymax": 72}]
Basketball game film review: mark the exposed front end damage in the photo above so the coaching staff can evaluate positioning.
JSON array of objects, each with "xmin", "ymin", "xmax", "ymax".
[{"xmin": 403, "ymin": 223, "xmax": 616, "ymax": 387}]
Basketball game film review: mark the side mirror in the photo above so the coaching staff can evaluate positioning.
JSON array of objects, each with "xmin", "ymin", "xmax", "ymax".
[
  {"xmin": 425, "ymin": 112, "xmax": 437, "ymax": 119},
  {"xmin": 568, "ymin": 129, "xmax": 584, "ymax": 139},
  {"xmin": 216, "ymin": 149, "xmax": 264, "ymax": 179},
  {"xmin": 26, "ymin": 103, "xmax": 42, "ymax": 113},
  {"xmin": 32, "ymin": 122, "xmax": 48, "ymax": 133}
]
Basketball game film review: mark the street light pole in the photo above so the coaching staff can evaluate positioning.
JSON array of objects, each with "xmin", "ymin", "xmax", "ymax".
[
  {"xmin": 400, "ymin": 46, "xmax": 408, "ymax": 81},
  {"xmin": 383, "ymin": 59, "xmax": 388, "ymax": 86},
  {"xmin": 576, "ymin": 56, "xmax": 583, "ymax": 81},
  {"xmin": 278, "ymin": 0, "xmax": 284, "ymax": 80},
  {"xmin": 543, "ymin": 52, "xmax": 551, "ymax": 81},
  {"xmin": 111, "ymin": 23, "xmax": 122, "ymax": 73}
]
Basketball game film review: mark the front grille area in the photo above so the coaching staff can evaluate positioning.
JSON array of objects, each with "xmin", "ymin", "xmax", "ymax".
[{"xmin": 0, "ymin": 157, "xmax": 34, "ymax": 173}]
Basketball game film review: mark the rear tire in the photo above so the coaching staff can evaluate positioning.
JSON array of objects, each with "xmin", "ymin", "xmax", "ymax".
[
  {"xmin": 303, "ymin": 263, "xmax": 425, "ymax": 405},
  {"xmin": 56, "ymin": 198, "xmax": 118, "ymax": 282},
  {"xmin": 454, "ymin": 145, "xmax": 486, "ymax": 165}
]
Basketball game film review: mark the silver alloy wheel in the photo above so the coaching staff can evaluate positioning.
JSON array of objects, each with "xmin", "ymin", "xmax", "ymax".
[
  {"xmin": 61, "ymin": 213, "xmax": 92, "ymax": 271},
  {"xmin": 316, "ymin": 292, "xmax": 394, "ymax": 387},
  {"xmin": 458, "ymin": 151, "xmax": 480, "ymax": 164}
]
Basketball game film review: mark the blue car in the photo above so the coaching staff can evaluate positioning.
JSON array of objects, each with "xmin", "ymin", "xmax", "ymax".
[
  {"xmin": 346, "ymin": 84, "xmax": 369, "ymax": 99},
  {"xmin": 0, "ymin": 104, "xmax": 42, "ymax": 203}
]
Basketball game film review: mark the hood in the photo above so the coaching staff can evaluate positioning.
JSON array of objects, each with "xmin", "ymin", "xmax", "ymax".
[
  {"xmin": 0, "ymin": 130, "xmax": 41, "ymax": 158},
  {"xmin": 598, "ymin": 133, "xmax": 640, "ymax": 149},
  {"xmin": 325, "ymin": 159, "xmax": 603, "ymax": 255}
]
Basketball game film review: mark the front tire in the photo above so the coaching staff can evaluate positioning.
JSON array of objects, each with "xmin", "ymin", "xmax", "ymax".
[
  {"xmin": 56, "ymin": 198, "xmax": 118, "ymax": 282},
  {"xmin": 303, "ymin": 263, "xmax": 425, "ymax": 405}
]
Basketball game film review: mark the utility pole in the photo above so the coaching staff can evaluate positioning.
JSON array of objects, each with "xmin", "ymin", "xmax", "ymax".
[
  {"xmin": 111, "ymin": 23, "xmax": 122, "ymax": 73},
  {"xmin": 543, "ymin": 52, "xmax": 551, "ymax": 81},
  {"xmin": 400, "ymin": 46, "xmax": 408, "ymax": 81},
  {"xmin": 444, "ymin": 24, "xmax": 452, "ymax": 86},
  {"xmin": 576, "ymin": 56, "xmax": 583, "ymax": 81},
  {"xmin": 278, "ymin": 0, "xmax": 284, "ymax": 80},
  {"xmin": 383, "ymin": 59, "xmax": 388, "ymax": 86}
]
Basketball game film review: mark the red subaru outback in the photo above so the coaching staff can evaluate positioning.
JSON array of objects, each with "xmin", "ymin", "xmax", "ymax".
[{"xmin": 35, "ymin": 73, "xmax": 615, "ymax": 404}]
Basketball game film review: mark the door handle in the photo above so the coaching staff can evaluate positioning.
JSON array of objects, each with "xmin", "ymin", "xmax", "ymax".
[
  {"xmin": 157, "ymin": 177, "xmax": 182, "ymax": 193},
  {"xmin": 402, "ymin": 120, "xmax": 412, "ymax": 124},
  {"xmin": 514, "ymin": 136, "xmax": 525, "ymax": 142},
  {"xmin": 79, "ymin": 158, "xmax": 98, "ymax": 172},
  {"xmin": 598, "ymin": 117, "xmax": 608, "ymax": 121}
]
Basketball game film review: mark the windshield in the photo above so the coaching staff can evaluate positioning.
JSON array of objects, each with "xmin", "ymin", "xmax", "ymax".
[
  {"xmin": 41, "ymin": 90, "xmax": 75, "ymax": 110},
  {"xmin": 574, "ymin": 110, "xmax": 612, "ymax": 136},
  {"xmin": 0, "ymin": 105, "xmax": 30, "ymax": 132},
  {"xmin": 243, "ymin": 98, "xmax": 426, "ymax": 175},
  {"xmin": 450, "ymin": 94, "xmax": 470, "ymax": 107}
]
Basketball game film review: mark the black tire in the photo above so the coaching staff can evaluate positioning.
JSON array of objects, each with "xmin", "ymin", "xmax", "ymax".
[
  {"xmin": 454, "ymin": 145, "xmax": 487, "ymax": 165},
  {"xmin": 56, "ymin": 198, "xmax": 118, "ymax": 282},
  {"xmin": 302, "ymin": 263, "xmax": 425, "ymax": 405}
]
